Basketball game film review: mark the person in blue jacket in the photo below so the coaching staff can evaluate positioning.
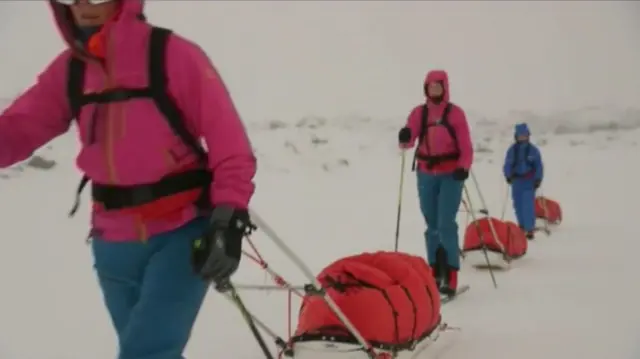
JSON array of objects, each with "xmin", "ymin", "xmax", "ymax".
[{"xmin": 503, "ymin": 123, "xmax": 543, "ymax": 239}]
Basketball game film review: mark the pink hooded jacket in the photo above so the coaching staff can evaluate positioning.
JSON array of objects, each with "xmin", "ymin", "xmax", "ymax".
[
  {"xmin": 0, "ymin": 0, "xmax": 256, "ymax": 241},
  {"xmin": 403, "ymin": 70, "xmax": 473, "ymax": 174}
]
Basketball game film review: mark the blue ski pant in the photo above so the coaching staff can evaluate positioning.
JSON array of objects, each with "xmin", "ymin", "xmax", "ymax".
[
  {"xmin": 416, "ymin": 171, "xmax": 463, "ymax": 270},
  {"xmin": 511, "ymin": 178, "xmax": 536, "ymax": 232},
  {"xmin": 91, "ymin": 217, "xmax": 209, "ymax": 359}
]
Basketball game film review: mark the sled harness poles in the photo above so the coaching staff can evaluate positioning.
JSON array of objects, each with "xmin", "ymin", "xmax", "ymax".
[
  {"xmin": 249, "ymin": 210, "xmax": 380, "ymax": 359},
  {"xmin": 500, "ymin": 185, "xmax": 509, "ymax": 221},
  {"xmin": 469, "ymin": 171, "xmax": 508, "ymax": 261},
  {"xmin": 538, "ymin": 187, "xmax": 551, "ymax": 235},
  {"xmin": 217, "ymin": 281, "xmax": 274, "ymax": 359},
  {"xmin": 393, "ymin": 151, "xmax": 407, "ymax": 251},
  {"xmin": 213, "ymin": 210, "xmax": 381, "ymax": 358},
  {"xmin": 463, "ymin": 182, "xmax": 498, "ymax": 289}
]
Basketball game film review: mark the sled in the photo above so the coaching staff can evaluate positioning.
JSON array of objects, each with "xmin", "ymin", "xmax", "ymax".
[
  {"xmin": 216, "ymin": 212, "xmax": 461, "ymax": 359},
  {"xmin": 535, "ymin": 196, "xmax": 562, "ymax": 225},
  {"xmin": 289, "ymin": 251, "xmax": 446, "ymax": 358},
  {"xmin": 461, "ymin": 217, "xmax": 527, "ymax": 270}
]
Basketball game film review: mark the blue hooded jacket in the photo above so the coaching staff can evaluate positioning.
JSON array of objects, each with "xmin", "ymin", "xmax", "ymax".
[{"xmin": 503, "ymin": 123, "xmax": 543, "ymax": 181}]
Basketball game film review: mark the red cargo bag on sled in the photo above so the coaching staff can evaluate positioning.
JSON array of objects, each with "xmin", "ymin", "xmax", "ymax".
[
  {"xmin": 535, "ymin": 196, "xmax": 562, "ymax": 224},
  {"xmin": 290, "ymin": 251, "xmax": 441, "ymax": 355},
  {"xmin": 462, "ymin": 217, "xmax": 527, "ymax": 260}
]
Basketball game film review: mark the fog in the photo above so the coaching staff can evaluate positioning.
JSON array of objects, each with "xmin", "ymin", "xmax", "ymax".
[{"xmin": 1, "ymin": 1, "xmax": 639, "ymax": 122}]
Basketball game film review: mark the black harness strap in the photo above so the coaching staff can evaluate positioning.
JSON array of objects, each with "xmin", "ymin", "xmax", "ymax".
[
  {"xmin": 92, "ymin": 169, "xmax": 211, "ymax": 211},
  {"xmin": 67, "ymin": 26, "xmax": 210, "ymax": 217},
  {"xmin": 67, "ymin": 56, "xmax": 89, "ymax": 217},
  {"xmin": 67, "ymin": 61, "xmax": 154, "ymax": 123},
  {"xmin": 147, "ymin": 27, "xmax": 208, "ymax": 164},
  {"xmin": 80, "ymin": 88, "xmax": 153, "ymax": 106},
  {"xmin": 67, "ymin": 56, "xmax": 85, "ymax": 121},
  {"xmin": 412, "ymin": 103, "xmax": 459, "ymax": 171}
]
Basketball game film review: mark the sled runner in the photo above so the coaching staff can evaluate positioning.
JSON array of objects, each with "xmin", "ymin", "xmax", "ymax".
[
  {"xmin": 461, "ymin": 217, "xmax": 527, "ymax": 270},
  {"xmin": 290, "ymin": 322, "xmax": 450, "ymax": 359},
  {"xmin": 535, "ymin": 196, "xmax": 562, "ymax": 225}
]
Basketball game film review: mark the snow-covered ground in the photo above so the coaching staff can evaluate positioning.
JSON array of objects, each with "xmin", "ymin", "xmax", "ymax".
[
  {"xmin": 1, "ymin": 1, "xmax": 640, "ymax": 359},
  {"xmin": 0, "ymin": 105, "xmax": 639, "ymax": 359}
]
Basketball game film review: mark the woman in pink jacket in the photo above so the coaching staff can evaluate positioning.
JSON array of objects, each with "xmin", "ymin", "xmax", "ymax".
[
  {"xmin": 0, "ymin": 1, "xmax": 256, "ymax": 357},
  {"xmin": 398, "ymin": 70, "xmax": 473, "ymax": 298}
]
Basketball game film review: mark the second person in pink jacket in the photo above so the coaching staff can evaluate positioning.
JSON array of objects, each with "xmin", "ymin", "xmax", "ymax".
[
  {"xmin": 0, "ymin": 0, "xmax": 256, "ymax": 357},
  {"xmin": 398, "ymin": 69, "xmax": 473, "ymax": 298}
]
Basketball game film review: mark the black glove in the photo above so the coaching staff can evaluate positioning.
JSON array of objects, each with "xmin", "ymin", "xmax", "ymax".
[
  {"xmin": 506, "ymin": 176, "xmax": 513, "ymax": 184},
  {"xmin": 191, "ymin": 206, "xmax": 255, "ymax": 289},
  {"xmin": 452, "ymin": 168, "xmax": 469, "ymax": 181},
  {"xmin": 398, "ymin": 127, "xmax": 411, "ymax": 144},
  {"xmin": 534, "ymin": 179, "xmax": 541, "ymax": 189}
]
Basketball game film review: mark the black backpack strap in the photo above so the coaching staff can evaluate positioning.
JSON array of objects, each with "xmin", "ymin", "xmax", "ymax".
[
  {"xmin": 67, "ymin": 56, "xmax": 86, "ymax": 121},
  {"xmin": 147, "ymin": 27, "xmax": 208, "ymax": 165},
  {"xmin": 69, "ymin": 175, "xmax": 90, "ymax": 217},
  {"xmin": 67, "ymin": 56, "xmax": 89, "ymax": 217},
  {"xmin": 411, "ymin": 104, "xmax": 429, "ymax": 171},
  {"xmin": 417, "ymin": 104, "xmax": 429, "ymax": 148},
  {"xmin": 439, "ymin": 103, "xmax": 458, "ymax": 152}
]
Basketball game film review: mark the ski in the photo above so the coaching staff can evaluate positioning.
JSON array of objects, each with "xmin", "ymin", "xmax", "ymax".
[
  {"xmin": 535, "ymin": 218, "xmax": 552, "ymax": 236},
  {"xmin": 441, "ymin": 284, "xmax": 469, "ymax": 304}
]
